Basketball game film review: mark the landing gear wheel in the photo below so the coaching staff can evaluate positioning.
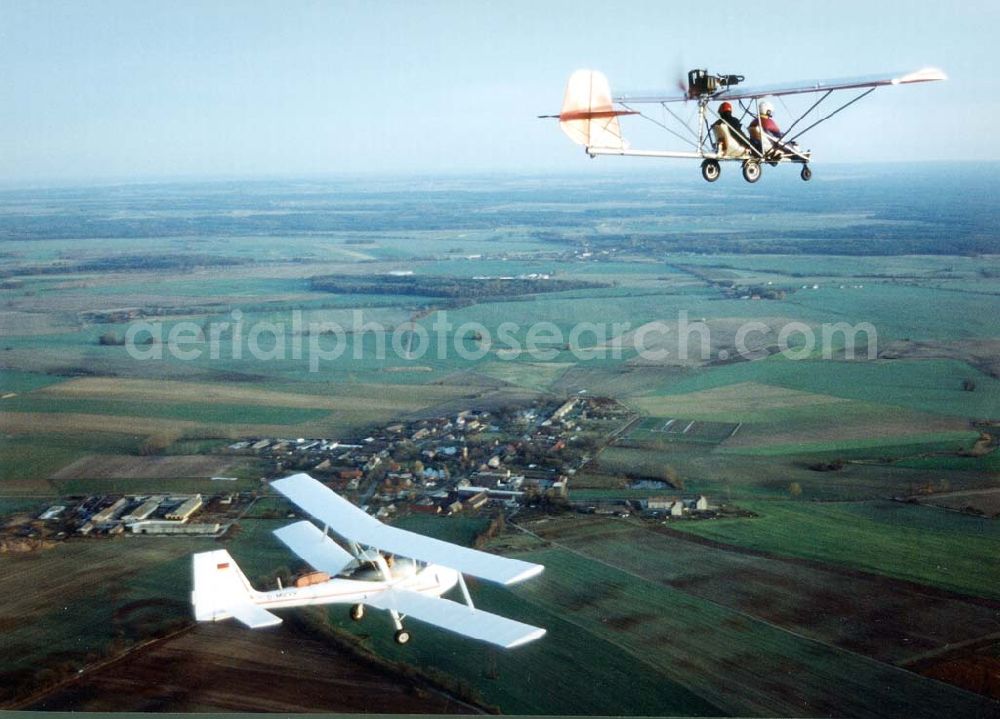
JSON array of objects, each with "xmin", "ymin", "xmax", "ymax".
[
  {"xmin": 701, "ymin": 159, "xmax": 720, "ymax": 183},
  {"xmin": 742, "ymin": 160, "xmax": 761, "ymax": 183},
  {"xmin": 349, "ymin": 604, "xmax": 364, "ymax": 621},
  {"xmin": 394, "ymin": 629, "xmax": 411, "ymax": 645},
  {"xmin": 800, "ymin": 165, "xmax": 812, "ymax": 181}
]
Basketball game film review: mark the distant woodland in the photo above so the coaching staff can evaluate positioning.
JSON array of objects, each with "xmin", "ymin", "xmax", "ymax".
[{"xmin": 309, "ymin": 274, "xmax": 607, "ymax": 298}]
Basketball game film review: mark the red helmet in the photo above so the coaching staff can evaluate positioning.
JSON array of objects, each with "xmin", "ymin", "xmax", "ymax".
[{"xmin": 719, "ymin": 102, "xmax": 733, "ymax": 113}]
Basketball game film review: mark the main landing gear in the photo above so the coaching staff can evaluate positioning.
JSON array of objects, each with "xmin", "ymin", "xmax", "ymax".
[
  {"xmin": 350, "ymin": 603, "xmax": 412, "ymax": 644},
  {"xmin": 701, "ymin": 159, "xmax": 812, "ymax": 183},
  {"xmin": 701, "ymin": 159, "xmax": 720, "ymax": 182},
  {"xmin": 389, "ymin": 608, "xmax": 411, "ymax": 644},
  {"xmin": 742, "ymin": 160, "xmax": 761, "ymax": 183}
]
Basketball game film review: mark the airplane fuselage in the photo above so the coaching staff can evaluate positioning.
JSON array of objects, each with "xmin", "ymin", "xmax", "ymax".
[{"xmin": 242, "ymin": 563, "xmax": 459, "ymax": 614}]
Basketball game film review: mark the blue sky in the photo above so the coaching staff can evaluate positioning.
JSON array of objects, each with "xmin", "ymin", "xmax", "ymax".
[{"xmin": 0, "ymin": 0, "xmax": 993, "ymax": 182}]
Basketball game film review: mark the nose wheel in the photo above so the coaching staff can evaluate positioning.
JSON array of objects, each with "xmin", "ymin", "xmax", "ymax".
[
  {"xmin": 349, "ymin": 603, "xmax": 364, "ymax": 621},
  {"xmin": 800, "ymin": 165, "xmax": 812, "ymax": 181}
]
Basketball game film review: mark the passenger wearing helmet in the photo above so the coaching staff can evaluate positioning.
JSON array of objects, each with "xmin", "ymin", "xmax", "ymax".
[{"xmin": 748, "ymin": 101, "xmax": 782, "ymax": 150}]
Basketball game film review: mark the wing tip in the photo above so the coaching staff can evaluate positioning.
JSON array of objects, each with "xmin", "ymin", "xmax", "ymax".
[
  {"xmin": 895, "ymin": 67, "xmax": 948, "ymax": 84},
  {"xmin": 504, "ymin": 627, "xmax": 547, "ymax": 649},
  {"xmin": 503, "ymin": 562, "xmax": 545, "ymax": 586}
]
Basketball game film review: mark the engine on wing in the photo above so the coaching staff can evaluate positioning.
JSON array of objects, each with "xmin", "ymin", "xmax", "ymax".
[{"xmin": 686, "ymin": 69, "xmax": 744, "ymax": 99}]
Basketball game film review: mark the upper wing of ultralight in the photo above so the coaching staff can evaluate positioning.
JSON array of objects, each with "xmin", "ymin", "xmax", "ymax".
[
  {"xmin": 270, "ymin": 474, "xmax": 544, "ymax": 586},
  {"xmin": 367, "ymin": 588, "xmax": 546, "ymax": 649},
  {"xmin": 274, "ymin": 520, "xmax": 355, "ymax": 576},
  {"xmin": 613, "ymin": 89, "xmax": 689, "ymax": 104},
  {"xmin": 615, "ymin": 67, "xmax": 946, "ymax": 104}
]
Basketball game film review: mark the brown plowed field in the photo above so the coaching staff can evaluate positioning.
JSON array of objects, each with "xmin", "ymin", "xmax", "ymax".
[{"xmin": 26, "ymin": 620, "xmax": 480, "ymax": 713}]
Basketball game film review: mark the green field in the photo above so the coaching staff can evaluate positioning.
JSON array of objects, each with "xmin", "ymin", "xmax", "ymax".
[
  {"xmin": 0, "ymin": 497, "xmax": 51, "ymax": 515},
  {"xmin": 0, "ymin": 395, "xmax": 331, "ymax": 425},
  {"xmin": 51, "ymin": 475, "xmax": 259, "ymax": 495},
  {"xmin": 0, "ymin": 433, "xmax": 145, "ymax": 494},
  {"xmin": 673, "ymin": 500, "xmax": 1000, "ymax": 599},
  {"xmin": 0, "ymin": 371, "xmax": 67, "ymax": 393},
  {"xmin": 717, "ymin": 430, "xmax": 980, "ymax": 457},
  {"xmin": 635, "ymin": 358, "xmax": 1000, "ymax": 418},
  {"xmin": 894, "ymin": 451, "xmax": 1000, "ymax": 472},
  {"xmin": 595, "ymin": 444, "xmax": 997, "ymax": 502},
  {"xmin": 624, "ymin": 415, "xmax": 741, "ymax": 447}
]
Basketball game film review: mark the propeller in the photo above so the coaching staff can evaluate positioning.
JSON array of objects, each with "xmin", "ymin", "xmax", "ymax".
[{"xmin": 669, "ymin": 54, "xmax": 690, "ymax": 99}]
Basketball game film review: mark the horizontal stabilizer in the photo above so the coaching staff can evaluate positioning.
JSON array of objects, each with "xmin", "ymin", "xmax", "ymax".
[
  {"xmin": 271, "ymin": 474, "xmax": 544, "ymax": 586},
  {"xmin": 368, "ymin": 588, "xmax": 545, "ymax": 649},
  {"xmin": 229, "ymin": 601, "xmax": 283, "ymax": 629},
  {"xmin": 274, "ymin": 520, "xmax": 355, "ymax": 576}
]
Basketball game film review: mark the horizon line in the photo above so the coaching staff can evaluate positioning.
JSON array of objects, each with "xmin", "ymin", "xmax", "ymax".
[{"xmin": 0, "ymin": 159, "xmax": 996, "ymax": 192}]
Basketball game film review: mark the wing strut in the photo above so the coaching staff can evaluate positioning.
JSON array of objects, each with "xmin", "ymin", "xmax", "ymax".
[
  {"xmin": 776, "ymin": 90, "xmax": 832, "ymax": 142},
  {"xmin": 457, "ymin": 573, "xmax": 475, "ymax": 610},
  {"xmin": 621, "ymin": 102, "xmax": 700, "ymax": 150},
  {"xmin": 781, "ymin": 87, "xmax": 877, "ymax": 146}
]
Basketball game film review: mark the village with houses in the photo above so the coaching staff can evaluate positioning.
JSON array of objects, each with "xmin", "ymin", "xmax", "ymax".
[
  {"xmin": 230, "ymin": 395, "xmax": 719, "ymax": 522},
  {"xmin": 9, "ymin": 395, "xmax": 725, "ymax": 549}
]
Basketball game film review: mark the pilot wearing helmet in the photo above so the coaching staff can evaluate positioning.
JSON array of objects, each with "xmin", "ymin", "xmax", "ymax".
[
  {"xmin": 748, "ymin": 101, "xmax": 781, "ymax": 149},
  {"xmin": 712, "ymin": 101, "xmax": 749, "ymax": 156},
  {"xmin": 716, "ymin": 101, "xmax": 742, "ymax": 134}
]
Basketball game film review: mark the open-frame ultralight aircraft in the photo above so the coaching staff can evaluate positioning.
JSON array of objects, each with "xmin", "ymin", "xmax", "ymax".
[
  {"xmin": 191, "ymin": 473, "xmax": 545, "ymax": 649},
  {"xmin": 544, "ymin": 66, "xmax": 946, "ymax": 182}
]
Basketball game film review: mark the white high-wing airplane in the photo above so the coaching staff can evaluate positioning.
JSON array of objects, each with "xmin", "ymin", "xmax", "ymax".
[
  {"xmin": 543, "ymin": 66, "xmax": 946, "ymax": 183},
  {"xmin": 191, "ymin": 473, "xmax": 545, "ymax": 649}
]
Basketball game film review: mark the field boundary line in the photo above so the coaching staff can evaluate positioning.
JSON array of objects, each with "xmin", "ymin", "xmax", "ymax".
[{"xmin": 899, "ymin": 631, "xmax": 1000, "ymax": 667}]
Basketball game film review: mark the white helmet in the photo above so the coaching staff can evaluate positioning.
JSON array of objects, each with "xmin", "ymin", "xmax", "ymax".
[{"xmin": 758, "ymin": 101, "xmax": 774, "ymax": 117}]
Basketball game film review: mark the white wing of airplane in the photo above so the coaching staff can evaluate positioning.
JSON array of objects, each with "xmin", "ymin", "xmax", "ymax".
[
  {"xmin": 271, "ymin": 473, "xmax": 543, "ymax": 586},
  {"xmin": 615, "ymin": 67, "xmax": 947, "ymax": 104},
  {"xmin": 273, "ymin": 520, "xmax": 356, "ymax": 576},
  {"xmin": 368, "ymin": 588, "xmax": 545, "ymax": 649}
]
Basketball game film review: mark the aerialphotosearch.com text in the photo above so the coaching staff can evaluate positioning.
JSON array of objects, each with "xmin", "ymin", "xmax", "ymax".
[{"xmin": 124, "ymin": 309, "xmax": 877, "ymax": 371}]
